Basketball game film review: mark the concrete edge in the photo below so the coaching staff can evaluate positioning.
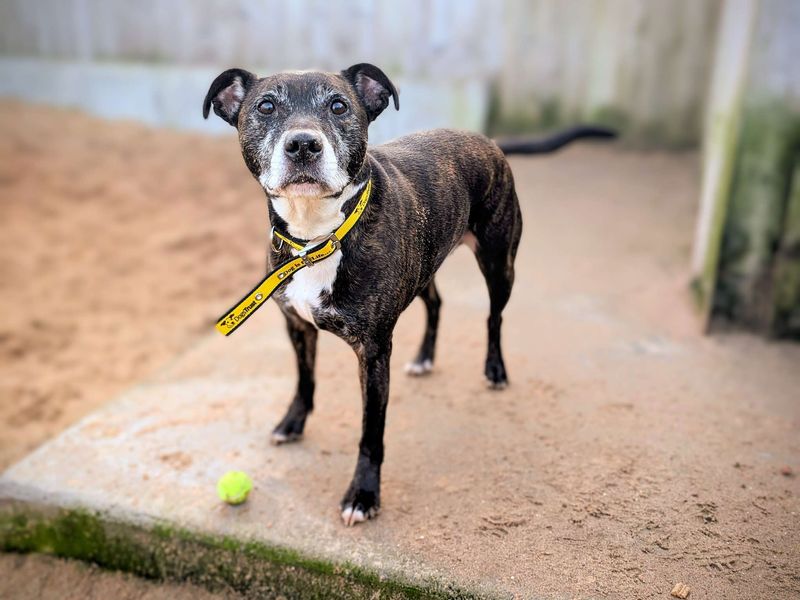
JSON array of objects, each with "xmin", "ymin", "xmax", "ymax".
[{"xmin": 0, "ymin": 481, "xmax": 490, "ymax": 600}]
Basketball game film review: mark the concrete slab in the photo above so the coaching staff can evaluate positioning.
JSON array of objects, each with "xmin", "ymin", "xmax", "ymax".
[
  {"xmin": 0, "ymin": 58, "xmax": 489, "ymax": 145},
  {"xmin": 2, "ymin": 148, "xmax": 800, "ymax": 599}
]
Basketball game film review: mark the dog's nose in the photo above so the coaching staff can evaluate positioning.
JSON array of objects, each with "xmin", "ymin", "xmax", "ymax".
[{"xmin": 284, "ymin": 131, "xmax": 323, "ymax": 162}]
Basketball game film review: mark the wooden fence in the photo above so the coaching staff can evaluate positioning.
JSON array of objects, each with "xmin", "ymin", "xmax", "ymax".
[{"xmin": 0, "ymin": 0, "xmax": 721, "ymax": 145}]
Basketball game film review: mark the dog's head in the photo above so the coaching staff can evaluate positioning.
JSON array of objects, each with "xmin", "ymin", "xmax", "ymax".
[{"xmin": 203, "ymin": 64, "xmax": 398, "ymax": 198}]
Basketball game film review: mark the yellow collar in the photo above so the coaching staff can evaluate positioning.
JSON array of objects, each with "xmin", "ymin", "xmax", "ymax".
[{"xmin": 216, "ymin": 179, "xmax": 372, "ymax": 336}]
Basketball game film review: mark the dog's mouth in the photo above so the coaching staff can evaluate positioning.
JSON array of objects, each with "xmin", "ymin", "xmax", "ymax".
[
  {"xmin": 272, "ymin": 174, "xmax": 337, "ymax": 198},
  {"xmin": 281, "ymin": 182, "xmax": 327, "ymax": 197}
]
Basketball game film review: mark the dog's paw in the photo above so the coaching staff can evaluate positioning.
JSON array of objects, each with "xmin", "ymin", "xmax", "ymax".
[
  {"xmin": 269, "ymin": 430, "xmax": 303, "ymax": 445},
  {"xmin": 341, "ymin": 503, "xmax": 379, "ymax": 526},
  {"xmin": 486, "ymin": 378, "xmax": 508, "ymax": 390},
  {"xmin": 270, "ymin": 413, "xmax": 306, "ymax": 445},
  {"xmin": 405, "ymin": 358, "xmax": 433, "ymax": 377},
  {"xmin": 484, "ymin": 360, "xmax": 508, "ymax": 390},
  {"xmin": 340, "ymin": 487, "xmax": 380, "ymax": 527}
]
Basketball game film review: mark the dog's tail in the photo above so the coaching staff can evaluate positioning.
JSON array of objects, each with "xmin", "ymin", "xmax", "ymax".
[{"xmin": 495, "ymin": 125, "xmax": 617, "ymax": 155}]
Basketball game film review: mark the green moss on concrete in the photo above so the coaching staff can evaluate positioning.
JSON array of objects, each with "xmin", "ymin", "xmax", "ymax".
[
  {"xmin": 485, "ymin": 82, "xmax": 574, "ymax": 138},
  {"xmin": 2, "ymin": 509, "xmax": 156, "ymax": 574},
  {"xmin": 486, "ymin": 103, "xmax": 543, "ymax": 138},
  {"xmin": 0, "ymin": 505, "xmax": 484, "ymax": 599},
  {"xmin": 538, "ymin": 99, "xmax": 562, "ymax": 130},
  {"xmin": 770, "ymin": 157, "xmax": 800, "ymax": 338},
  {"xmin": 587, "ymin": 105, "xmax": 629, "ymax": 136},
  {"xmin": 488, "ymin": 92, "xmax": 699, "ymax": 148},
  {"xmin": 714, "ymin": 101, "xmax": 800, "ymax": 332}
]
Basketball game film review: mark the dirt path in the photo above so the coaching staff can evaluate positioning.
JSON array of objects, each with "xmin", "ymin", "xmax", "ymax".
[{"xmin": 1, "ymin": 102, "xmax": 798, "ymax": 598}]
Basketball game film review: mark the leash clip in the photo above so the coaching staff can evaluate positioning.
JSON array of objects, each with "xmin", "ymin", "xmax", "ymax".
[{"xmin": 297, "ymin": 232, "xmax": 341, "ymax": 268}]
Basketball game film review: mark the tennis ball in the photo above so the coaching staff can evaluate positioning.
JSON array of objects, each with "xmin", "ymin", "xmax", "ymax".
[{"xmin": 216, "ymin": 470, "xmax": 253, "ymax": 505}]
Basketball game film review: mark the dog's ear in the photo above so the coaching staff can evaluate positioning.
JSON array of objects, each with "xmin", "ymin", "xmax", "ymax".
[
  {"xmin": 203, "ymin": 68, "xmax": 256, "ymax": 127},
  {"xmin": 342, "ymin": 63, "xmax": 399, "ymax": 122}
]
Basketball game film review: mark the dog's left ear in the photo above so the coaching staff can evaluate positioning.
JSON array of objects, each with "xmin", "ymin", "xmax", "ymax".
[
  {"xmin": 342, "ymin": 63, "xmax": 399, "ymax": 122},
  {"xmin": 203, "ymin": 68, "xmax": 256, "ymax": 127}
]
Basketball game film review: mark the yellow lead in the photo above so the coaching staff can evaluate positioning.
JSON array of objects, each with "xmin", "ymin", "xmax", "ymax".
[{"xmin": 215, "ymin": 179, "xmax": 372, "ymax": 336}]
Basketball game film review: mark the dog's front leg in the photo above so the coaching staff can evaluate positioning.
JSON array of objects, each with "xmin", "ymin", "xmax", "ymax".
[
  {"xmin": 271, "ymin": 312, "xmax": 317, "ymax": 444},
  {"xmin": 341, "ymin": 337, "xmax": 392, "ymax": 526}
]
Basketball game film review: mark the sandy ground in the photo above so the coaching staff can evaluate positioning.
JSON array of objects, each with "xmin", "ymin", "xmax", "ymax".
[
  {"xmin": 1, "ymin": 101, "xmax": 798, "ymax": 598},
  {"xmin": 0, "ymin": 102, "xmax": 258, "ymax": 598}
]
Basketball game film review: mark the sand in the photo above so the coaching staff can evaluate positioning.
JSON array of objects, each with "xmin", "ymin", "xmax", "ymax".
[
  {"xmin": 0, "ymin": 102, "xmax": 259, "ymax": 599},
  {"xmin": 1, "ymin": 101, "xmax": 798, "ymax": 598},
  {"xmin": 0, "ymin": 102, "xmax": 266, "ymax": 470}
]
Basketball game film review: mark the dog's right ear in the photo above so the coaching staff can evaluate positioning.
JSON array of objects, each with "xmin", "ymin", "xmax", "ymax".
[{"xmin": 203, "ymin": 69, "xmax": 256, "ymax": 127}]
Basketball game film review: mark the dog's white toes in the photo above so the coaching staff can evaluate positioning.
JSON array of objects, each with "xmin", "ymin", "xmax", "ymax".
[
  {"xmin": 341, "ymin": 506, "xmax": 367, "ymax": 527},
  {"xmin": 270, "ymin": 431, "xmax": 301, "ymax": 445},
  {"xmin": 405, "ymin": 359, "xmax": 433, "ymax": 376},
  {"xmin": 485, "ymin": 378, "xmax": 508, "ymax": 391}
]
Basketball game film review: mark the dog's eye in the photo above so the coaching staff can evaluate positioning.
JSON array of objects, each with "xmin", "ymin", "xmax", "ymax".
[
  {"xmin": 257, "ymin": 100, "xmax": 275, "ymax": 115},
  {"xmin": 331, "ymin": 100, "xmax": 348, "ymax": 115}
]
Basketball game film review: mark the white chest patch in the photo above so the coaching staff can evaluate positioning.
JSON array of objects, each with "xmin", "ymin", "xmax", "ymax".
[
  {"xmin": 266, "ymin": 181, "xmax": 366, "ymax": 326},
  {"xmin": 284, "ymin": 250, "xmax": 342, "ymax": 325}
]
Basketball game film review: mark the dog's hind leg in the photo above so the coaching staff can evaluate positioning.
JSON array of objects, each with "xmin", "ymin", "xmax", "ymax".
[
  {"xmin": 405, "ymin": 280, "xmax": 441, "ymax": 376},
  {"xmin": 473, "ymin": 179, "xmax": 522, "ymax": 389},
  {"xmin": 271, "ymin": 311, "xmax": 317, "ymax": 444}
]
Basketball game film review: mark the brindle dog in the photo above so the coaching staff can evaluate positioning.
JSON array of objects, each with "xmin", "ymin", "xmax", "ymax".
[{"xmin": 204, "ymin": 63, "xmax": 613, "ymax": 526}]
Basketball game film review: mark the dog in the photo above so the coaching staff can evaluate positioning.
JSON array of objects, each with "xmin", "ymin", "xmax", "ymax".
[{"xmin": 203, "ymin": 63, "xmax": 613, "ymax": 526}]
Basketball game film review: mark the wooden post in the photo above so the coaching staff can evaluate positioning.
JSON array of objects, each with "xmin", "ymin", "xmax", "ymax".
[
  {"xmin": 691, "ymin": 0, "xmax": 800, "ymax": 339},
  {"xmin": 690, "ymin": 0, "xmax": 758, "ymax": 327},
  {"xmin": 771, "ymin": 159, "xmax": 800, "ymax": 337}
]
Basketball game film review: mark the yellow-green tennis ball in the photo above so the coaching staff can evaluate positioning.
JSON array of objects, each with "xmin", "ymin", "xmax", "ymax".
[{"xmin": 216, "ymin": 471, "xmax": 253, "ymax": 505}]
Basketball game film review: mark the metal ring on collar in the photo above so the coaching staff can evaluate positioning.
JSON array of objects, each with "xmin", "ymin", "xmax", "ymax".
[{"xmin": 270, "ymin": 226, "xmax": 284, "ymax": 252}]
